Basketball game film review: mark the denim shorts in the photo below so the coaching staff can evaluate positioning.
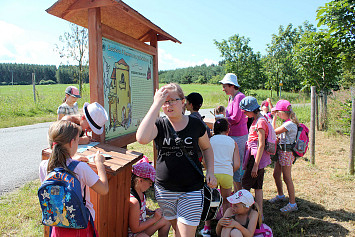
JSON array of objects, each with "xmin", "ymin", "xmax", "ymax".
[{"xmin": 230, "ymin": 134, "xmax": 248, "ymax": 182}]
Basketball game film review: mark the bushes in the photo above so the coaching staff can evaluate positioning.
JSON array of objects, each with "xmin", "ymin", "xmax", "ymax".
[{"xmin": 39, "ymin": 80, "xmax": 56, "ymax": 85}]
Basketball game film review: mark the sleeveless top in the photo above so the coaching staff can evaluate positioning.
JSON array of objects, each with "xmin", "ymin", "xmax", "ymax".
[{"xmin": 128, "ymin": 193, "xmax": 147, "ymax": 236}]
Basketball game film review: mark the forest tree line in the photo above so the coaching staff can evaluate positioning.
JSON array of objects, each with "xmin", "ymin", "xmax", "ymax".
[{"xmin": 0, "ymin": 64, "xmax": 89, "ymax": 86}]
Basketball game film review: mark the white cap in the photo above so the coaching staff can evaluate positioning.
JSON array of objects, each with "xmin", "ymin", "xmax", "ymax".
[
  {"xmin": 227, "ymin": 189, "xmax": 255, "ymax": 207},
  {"xmin": 219, "ymin": 73, "xmax": 240, "ymax": 87},
  {"xmin": 83, "ymin": 102, "xmax": 108, "ymax": 135}
]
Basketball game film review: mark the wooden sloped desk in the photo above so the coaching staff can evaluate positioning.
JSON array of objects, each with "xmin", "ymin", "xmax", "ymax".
[{"xmin": 41, "ymin": 143, "xmax": 143, "ymax": 237}]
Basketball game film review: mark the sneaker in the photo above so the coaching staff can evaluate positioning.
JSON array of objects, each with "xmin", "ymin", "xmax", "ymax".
[
  {"xmin": 199, "ymin": 228, "xmax": 211, "ymax": 237},
  {"xmin": 280, "ymin": 203, "xmax": 298, "ymax": 213},
  {"xmin": 268, "ymin": 195, "xmax": 286, "ymax": 203}
]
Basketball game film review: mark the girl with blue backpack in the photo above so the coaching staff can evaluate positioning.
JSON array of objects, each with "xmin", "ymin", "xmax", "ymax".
[
  {"xmin": 38, "ymin": 120, "xmax": 109, "ymax": 236},
  {"xmin": 269, "ymin": 100, "xmax": 299, "ymax": 213}
]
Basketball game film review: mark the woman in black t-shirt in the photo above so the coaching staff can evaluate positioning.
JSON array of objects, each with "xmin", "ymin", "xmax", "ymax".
[{"xmin": 136, "ymin": 83, "xmax": 217, "ymax": 237}]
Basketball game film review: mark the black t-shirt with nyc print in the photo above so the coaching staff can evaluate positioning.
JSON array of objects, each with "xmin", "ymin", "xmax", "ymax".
[{"xmin": 154, "ymin": 116, "xmax": 206, "ymax": 192}]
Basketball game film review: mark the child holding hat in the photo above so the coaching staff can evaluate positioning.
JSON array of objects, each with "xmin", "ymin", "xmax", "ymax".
[
  {"xmin": 57, "ymin": 86, "xmax": 81, "ymax": 120},
  {"xmin": 216, "ymin": 189, "xmax": 261, "ymax": 237},
  {"xmin": 128, "ymin": 162, "xmax": 171, "ymax": 237}
]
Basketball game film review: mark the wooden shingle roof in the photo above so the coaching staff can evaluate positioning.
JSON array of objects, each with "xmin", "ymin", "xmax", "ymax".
[{"xmin": 46, "ymin": 0, "xmax": 181, "ymax": 44}]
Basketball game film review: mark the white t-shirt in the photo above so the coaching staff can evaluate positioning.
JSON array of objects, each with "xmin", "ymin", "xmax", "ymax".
[
  {"xmin": 210, "ymin": 134, "xmax": 235, "ymax": 176},
  {"xmin": 279, "ymin": 121, "xmax": 298, "ymax": 144},
  {"xmin": 39, "ymin": 158, "xmax": 99, "ymax": 220}
]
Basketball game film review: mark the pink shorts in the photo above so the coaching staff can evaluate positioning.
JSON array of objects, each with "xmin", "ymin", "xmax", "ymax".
[{"xmin": 278, "ymin": 151, "xmax": 295, "ymax": 166}]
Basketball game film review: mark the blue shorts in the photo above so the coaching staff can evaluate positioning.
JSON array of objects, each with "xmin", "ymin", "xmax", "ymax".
[
  {"xmin": 154, "ymin": 184, "xmax": 203, "ymax": 226},
  {"xmin": 230, "ymin": 134, "xmax": 248, "ymax": 182}
]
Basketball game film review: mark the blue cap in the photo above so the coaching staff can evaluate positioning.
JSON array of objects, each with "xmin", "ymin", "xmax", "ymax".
[{"xmin": 239, "ymin": 96, "xmax": 260, "ymax": 112}]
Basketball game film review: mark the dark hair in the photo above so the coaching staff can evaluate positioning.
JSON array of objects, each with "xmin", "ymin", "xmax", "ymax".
[
  {"xmin": 252, "ymin": 108, "xmax": 261, "ymax": 114},
  {"xmin": 186, "ymin": 92, "xmax": 203, "ymax": 111},
  {"xmin": 47, "ymin": 120, "xmax": 82, "ymax": 178},
  {"xmin": 215, "ymin": 105, "xmax": 225, "ymax": 114},
  {"xmin": 213, "ymin": 118, "xmax": 229, "ymax": 135}
]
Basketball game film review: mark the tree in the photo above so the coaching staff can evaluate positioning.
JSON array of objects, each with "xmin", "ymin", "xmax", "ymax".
[
  {"xmin": 56, "ymin": 23, "xmax": 88, "ymax": 95},
  {"xmin": 316, "ymin": 0, "xmax": 355, "ymax": 87},
  {"xmin": 214, "ymin": 34, "xmax": 262, "ymax": 89},
  {"xmin": 264, "ymin": 23, "xmax": 313, "ymax": 93},
  {"xmin": 294, "ymin": 31, "xmax": 342, "ymax": 130}
]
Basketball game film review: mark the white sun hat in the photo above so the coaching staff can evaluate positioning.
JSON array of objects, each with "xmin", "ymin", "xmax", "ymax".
[
  {"xmin": 83, "ymin": 102, "xmax": 108, "ymax": 135},
  {"xmin": 219, "ymin": 73, "xmax": 240, "ymax": 87},
  {"xmin": 227, "ymin": 189, "xmax": 255, "ymax": 207}
]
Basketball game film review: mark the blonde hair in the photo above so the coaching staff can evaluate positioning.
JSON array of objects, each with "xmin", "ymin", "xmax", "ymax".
[
  {"xmin": 164, "ymin": 83, "xmax": 184, "ymax": 99},
  {"xmin": 47, "ymin": 120, "xmax": 82, "ymax": 177},
  {"xmin": 252, "ymin": 202, "xmax": 262, "ymax": 227},
  {"xmin": 285, "ymin": 106, "xmax": 299, "ymax": 126}
]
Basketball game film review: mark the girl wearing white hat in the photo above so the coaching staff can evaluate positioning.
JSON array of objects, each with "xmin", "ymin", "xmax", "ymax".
[{"xmin": 216, "ymin": 189, "xmax": 261, "ymax": 237}]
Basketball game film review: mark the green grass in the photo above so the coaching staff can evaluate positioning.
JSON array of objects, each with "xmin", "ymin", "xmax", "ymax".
[
  {"xmin": 0, "ymin": 83, "xmax": 310, "ymax": 128},
  {"xmin": 0, "ymin": 84, "xmax": 90, "ymax": 128}
]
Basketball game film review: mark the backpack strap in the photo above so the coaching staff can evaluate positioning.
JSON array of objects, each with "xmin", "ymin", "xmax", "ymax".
[{"xmin": 68, "ymin": 160, "xmax": 87, "ymax": 205}]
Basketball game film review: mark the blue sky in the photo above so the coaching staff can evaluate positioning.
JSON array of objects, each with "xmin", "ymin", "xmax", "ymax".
[{"xmin": 0, "ymin": 0, "xmax": 329, "ymax": 70}]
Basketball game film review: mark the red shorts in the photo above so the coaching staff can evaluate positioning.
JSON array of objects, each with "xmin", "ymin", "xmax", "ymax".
[{"xmin": 51, "ymin": 221, "xmax": 98, "ymax": 237}]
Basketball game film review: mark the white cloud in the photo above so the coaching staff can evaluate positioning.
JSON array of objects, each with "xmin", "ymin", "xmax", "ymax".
[
  {"xmin": 0, "ymin": 20, "xmax": 61, "ymax": 66},
  {"xmin": 158, "ymin": 48, "xmax": 218, "ymax": 71}
]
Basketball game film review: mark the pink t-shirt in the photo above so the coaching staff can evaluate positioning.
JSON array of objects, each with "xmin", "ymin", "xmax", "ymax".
[
  {"xmin": 39, "ymin": 158, "xmax": 99, "ymax": 220},
  {"xmin": 248, "ymin": 116, "xmax": 269, "ymax": 142},
  {"xmin": 226, "ymin": 92, "xmax": 248, "ymax": 137}
]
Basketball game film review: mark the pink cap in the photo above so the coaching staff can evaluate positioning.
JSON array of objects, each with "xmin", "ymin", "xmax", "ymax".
[
  {"xmin": 132, "ymin": 162, "xmax": 156, "ymax": 182},
  {"xmin": 261, "ymin": 101, "xmax": 269, "ymax": 107},
  {"xmin": 273, "ymin": 100, "xmax": 291, "ymax": 112}
]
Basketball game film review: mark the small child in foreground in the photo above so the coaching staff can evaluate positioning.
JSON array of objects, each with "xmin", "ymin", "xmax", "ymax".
[
  {"xmin": 216, "ymin": 189, "xmax": 261, "ymax": 237},
  {"xmin": 128, "ymin": 162, "xmax": 171, "ymax": 236}
]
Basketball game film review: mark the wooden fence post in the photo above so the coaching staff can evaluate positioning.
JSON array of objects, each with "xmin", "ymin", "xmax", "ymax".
[
  {"xmin": 310, "ymin": 86, "xmax": 316, "ymax": 164},
  {"xmin": 32, "ymin": 73, "xmax": 36, "ymax": 103},
  {"xmin": 349, "ymin": 87, "xmax": 355, "ymax": 175}
]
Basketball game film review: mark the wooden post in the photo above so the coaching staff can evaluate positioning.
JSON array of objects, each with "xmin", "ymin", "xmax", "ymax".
[
  {"xmin": 88, "ymin": 7, "xmax": 104, "ymax": 143},
  {"xmin": 349, "ymin": 87, "xmax": 355, "ymax": 175},
  {"xmin": 32, "ymin": 73, "xmax": 36, "ymax": 103},
  {"xmin": 316, "ymin": 94, "xmax": 319, "ymax": 131},
  {"xmin": 310, "ymin": 86, "xmax": 316, "ymax": 164}
]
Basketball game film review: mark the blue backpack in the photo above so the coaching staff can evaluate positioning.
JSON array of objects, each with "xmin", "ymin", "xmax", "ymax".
[{"xmin": 38, "ymin": 161, "xmax": 94, "ymax": 232}]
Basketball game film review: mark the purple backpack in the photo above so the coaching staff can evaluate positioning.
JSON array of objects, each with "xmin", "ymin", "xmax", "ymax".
[
  {"xmin": 293, "ymin": 123, "xmax": 309, "ymax": 157},
  {"xmin": 257, "ymin": 116, "xmax": 277, "ymax": 156},
  {"xmin": 254, "ymin": 223, "xmax": 273, "ymax": 237}
]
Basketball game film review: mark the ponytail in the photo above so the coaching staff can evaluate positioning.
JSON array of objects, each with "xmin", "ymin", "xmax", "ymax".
[
  {"xmin": 47, "ymin": 120, "xmax": 81, "ymax": 178},
  {"xmin": 285, "ymin": 105, "xmax": 299, "ymax": 125}
]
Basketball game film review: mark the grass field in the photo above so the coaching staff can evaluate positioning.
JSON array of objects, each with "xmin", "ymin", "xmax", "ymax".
[{"xmin": 0, "ymin": 83, "xmax": 310, "ymax": 128}]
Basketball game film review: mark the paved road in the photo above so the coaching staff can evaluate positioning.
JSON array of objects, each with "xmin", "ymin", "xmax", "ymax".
[
  {"xmin": 0, "ymin": 122, "xmax": 51, "ymax": 195},
  {"xmin": 0, "ymin": 104, "xmax": 309, "ymax": 195}
]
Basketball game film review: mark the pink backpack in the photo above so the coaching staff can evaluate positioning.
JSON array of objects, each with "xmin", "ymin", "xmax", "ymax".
[
  {"xmin": 254, "ymin": 223, "xmax": 273, "ymax": 237},
  {"xmin": 293, "ymin": 123, "xmax": 309, "ymax": 157},
  {"xmin": 257, "ymin": 117, "xmax": 277, "ymax": 156}
]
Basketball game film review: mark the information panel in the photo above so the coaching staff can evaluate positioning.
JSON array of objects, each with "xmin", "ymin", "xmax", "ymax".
[{"xmin": 102, "ymin": 38, "xmax": 154, "ymax": 140}]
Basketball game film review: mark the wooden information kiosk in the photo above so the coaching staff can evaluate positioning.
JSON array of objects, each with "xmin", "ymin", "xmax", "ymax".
[{"xmin": 43, "ymin": 0, "xmax": 180, "ymax": 236}]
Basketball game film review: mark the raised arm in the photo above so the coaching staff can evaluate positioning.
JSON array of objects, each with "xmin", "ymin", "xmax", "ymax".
[{"xmin": 136, "ymin": 87, "xmax": 168, "ymax": 144}]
